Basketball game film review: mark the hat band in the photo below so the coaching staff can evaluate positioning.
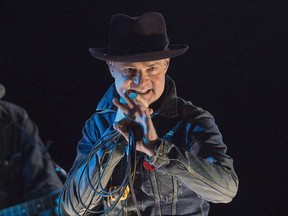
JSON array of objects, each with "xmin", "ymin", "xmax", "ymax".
[{"xmin": 108, "ymin": 33, "xmax": 169, "ymax": 56}]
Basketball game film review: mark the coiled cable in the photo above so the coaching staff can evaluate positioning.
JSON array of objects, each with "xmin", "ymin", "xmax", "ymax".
[{"xmin": 59, "ymin": 128, "xmax": 141, "ymax": 216}]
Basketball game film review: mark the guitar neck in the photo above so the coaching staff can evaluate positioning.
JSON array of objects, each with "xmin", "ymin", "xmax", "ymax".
[{"xmin": 0, "ymin": 194, "xmax": 56, "ymax": 216}]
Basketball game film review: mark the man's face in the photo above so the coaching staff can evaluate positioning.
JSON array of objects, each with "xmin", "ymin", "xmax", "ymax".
[{"xmin": 107, "ymin": 58, "xmax": 170, "ymax": 107}]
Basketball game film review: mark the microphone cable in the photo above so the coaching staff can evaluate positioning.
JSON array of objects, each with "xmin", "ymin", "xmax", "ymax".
[{"xmin": 59, "ymin": 127, "xmax": 142, "ymax": 216}]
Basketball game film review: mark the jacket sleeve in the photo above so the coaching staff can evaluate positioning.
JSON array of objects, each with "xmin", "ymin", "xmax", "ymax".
[
  {"xmin": 0, "ymin": 101, "xmax": 64, "ymax": 203},
  {"xmin": 150, "ymin": 109, "xmax": 239, "ymax": 203},
  {"xmin": 60, "ymin": 113, "xmax": 125, "ymax": 216}
]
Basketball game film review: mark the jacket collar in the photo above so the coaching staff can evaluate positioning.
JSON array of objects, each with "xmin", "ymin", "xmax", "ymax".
[{"xmin": 96, "ymin": 75, "xmax": 179, "ymax": 118}]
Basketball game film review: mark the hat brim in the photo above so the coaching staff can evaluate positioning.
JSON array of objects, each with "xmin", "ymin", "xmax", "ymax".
[{"xmin": 89, "ymin": 44, "xmax": 188, "ymax": 62}]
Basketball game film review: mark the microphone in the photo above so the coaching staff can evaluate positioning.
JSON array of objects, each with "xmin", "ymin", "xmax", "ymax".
[{"xmin": 119, "ymin": 92, "xmax": 137, "ymax": 104}]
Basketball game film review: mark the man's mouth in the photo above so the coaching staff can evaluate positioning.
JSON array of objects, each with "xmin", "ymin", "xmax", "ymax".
[{"xmin": 129, "ymin": 89, "xmax": 152, "ymax": 96}]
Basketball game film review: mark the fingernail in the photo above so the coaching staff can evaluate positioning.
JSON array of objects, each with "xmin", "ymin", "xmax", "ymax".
[
  {"xmin": 119, "ymin": 97, "xmax": 126, "ymax": 104},
  {"xmin": 129, "ymin": 92, "xmax": 137, "ymax": 100}
]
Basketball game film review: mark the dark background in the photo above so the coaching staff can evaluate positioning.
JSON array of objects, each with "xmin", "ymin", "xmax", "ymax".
[{"xmin": 1, "ymin": 0, "xmax": 288, "ymax": 215}]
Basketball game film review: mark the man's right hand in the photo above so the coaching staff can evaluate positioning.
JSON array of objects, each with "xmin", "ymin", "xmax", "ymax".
[{"xmin": 112, "ymin": 92, "xmax": 158, "ymax": 157}]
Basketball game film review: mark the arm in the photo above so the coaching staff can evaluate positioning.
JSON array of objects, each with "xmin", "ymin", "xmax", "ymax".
[
  {"xmin": 0, "ymin": 101, "xmax": 64, "ymax": 211},
  {"xmin": 150, "ymin": 112, "xmax": 239, "ymax": 203},
  {"xmin": 60, "ymin": 113, "xmax": 126, "ymax": 216},
  {"xmin": 111, "ymin": 93, "xmax": 238, "ymax": 203}
]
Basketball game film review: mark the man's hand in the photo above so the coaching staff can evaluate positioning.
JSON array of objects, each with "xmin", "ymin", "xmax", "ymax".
[
  {"xmin": 113, "ymin": 92, "xmax": 158, "ymax": 156},
  {"xmin": 113, "ymin": 117, "xmax": 144, "ymax": 142}
]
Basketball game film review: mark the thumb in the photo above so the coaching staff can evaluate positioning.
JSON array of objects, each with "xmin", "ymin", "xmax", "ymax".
[{"xmin": 148, "ymin": 108, "xmax": 153, "ymax": 115}]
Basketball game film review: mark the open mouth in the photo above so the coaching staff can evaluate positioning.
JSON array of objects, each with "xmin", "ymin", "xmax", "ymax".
[{"xmin": 129, "ymin": 89, "xmax": 152, "ymax": 96}]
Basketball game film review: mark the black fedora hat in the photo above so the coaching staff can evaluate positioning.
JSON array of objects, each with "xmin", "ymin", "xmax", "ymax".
[{"xmin": 89, "ymin": 12, "xmax": 189, "ymax": 62}]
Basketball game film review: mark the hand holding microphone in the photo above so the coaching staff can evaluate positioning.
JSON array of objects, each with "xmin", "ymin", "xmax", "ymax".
[
  {"xmin": 113, "ymin": 92, "xmax": 144, "ymax": 141},
  {"xmin": 113, "ymin": 92, "xmax": 158, "ymax": 157}
]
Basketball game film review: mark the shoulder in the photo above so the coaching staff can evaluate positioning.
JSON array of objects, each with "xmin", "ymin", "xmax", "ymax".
[
  {"xmin": 87, "ymin": 109, "xmax": 116, "ymax": 125},
  {"xmin": 177, "ymin": 97, "xmax": 214, "ymax": 121},
  {"xmin": 82, "ymin": 109, "xmax": 116, "ymax": 136},
  {"xmin": 176, "ymin": 98, "xmax": 221, "ymax": 135},
  {"xmin": 0, "ymin": 100, "xmax": 29, "ymax": 123}
]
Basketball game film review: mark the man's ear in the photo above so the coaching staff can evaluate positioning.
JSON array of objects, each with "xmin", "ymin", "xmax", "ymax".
[
  {"xmin": 164, "ymin": 58, "xmax": 170, "ymax": 71},
  {"xmin": 106, "ymin": 60, "xmax": 115, "ymax": 77}
]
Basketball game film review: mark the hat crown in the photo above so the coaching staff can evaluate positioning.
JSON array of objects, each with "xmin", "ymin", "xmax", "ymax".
[
  {"xmin": 88, "ymin": 12, "xmax": 188, "ymax": 62},
  {"xmin": 108, "ymin": 12, "xmax": 169, "ymax": 56}
]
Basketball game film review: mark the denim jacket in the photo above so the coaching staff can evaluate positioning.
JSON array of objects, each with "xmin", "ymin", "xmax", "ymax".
[{"xmin": 61, "ymin": 76, "xmax": 238, "ymax": 216}]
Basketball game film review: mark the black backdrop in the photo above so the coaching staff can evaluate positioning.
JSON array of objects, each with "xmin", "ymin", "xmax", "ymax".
[{"xmin": 1, "ymin": 0, "xmax": 288, "ymax": 215}]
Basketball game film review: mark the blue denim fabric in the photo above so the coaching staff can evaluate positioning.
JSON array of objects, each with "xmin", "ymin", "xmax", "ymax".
[{"xmin": 61, "ymin": 76, "xmax": 238, "ymax": 215}]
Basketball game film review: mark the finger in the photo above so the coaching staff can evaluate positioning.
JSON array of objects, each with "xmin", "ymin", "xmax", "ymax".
[
  {"xmin": 145, "ymin": 108, "xmax": 153, "ymax": 120},
  {"xmin": 113, "ymin": 121, "xmax": 129, "ymax": 140},
  {"xmin": 148, "ymin": 108, "xmax": 153, "ymax": 115},
  {"xmin": 123, "ymin": 92, "xmax": 137, "ymax": 108},
  {"xmin": 113, "ymin": 98, "xmax": 130, "ymax": 113},
  {"xmin": 113, "ymin": 98, "xmax": 124, "ymax": 108},
  {"xmin": 126, "ymin": 108, "xmax": 137, "ymax": 119},
  {"xmin": 133, "ymin": 94, "xmax": 149, "ymax": 108},
  {"xmin": 114, "ymin": 98, "xmax": 139, "ymax": 119},
  {"xmin": 134, "ymin": 99, "xmax": 150, "ymax": 113}
]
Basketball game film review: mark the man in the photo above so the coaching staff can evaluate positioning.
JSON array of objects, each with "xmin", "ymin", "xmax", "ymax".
[
  {"xmin": 60, "ymin": 12, "xmax": 238, "ymax": 215},
  {"xmin": 0, "ymin": 84, "xmax": 65, "ymax": 215}
]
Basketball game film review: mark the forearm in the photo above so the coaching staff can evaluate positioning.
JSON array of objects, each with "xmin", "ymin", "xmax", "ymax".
[{"xmin": 150, "ymin": 139, "xmax": 239, "ymax": 203}]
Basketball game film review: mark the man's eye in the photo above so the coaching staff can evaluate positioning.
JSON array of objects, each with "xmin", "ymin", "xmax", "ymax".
[
  {"xmin": 147, "ymin": 67, "xmax": 157, "ymax": 72},
  {"xmin": 123, "ymin": 68, "xmax": 135, "ymax": 74}
]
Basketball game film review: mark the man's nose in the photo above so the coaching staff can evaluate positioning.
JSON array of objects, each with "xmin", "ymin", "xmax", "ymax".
[{"xmin": 133, "ymin": 73, "xmax": 146, "ymax": 85}]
